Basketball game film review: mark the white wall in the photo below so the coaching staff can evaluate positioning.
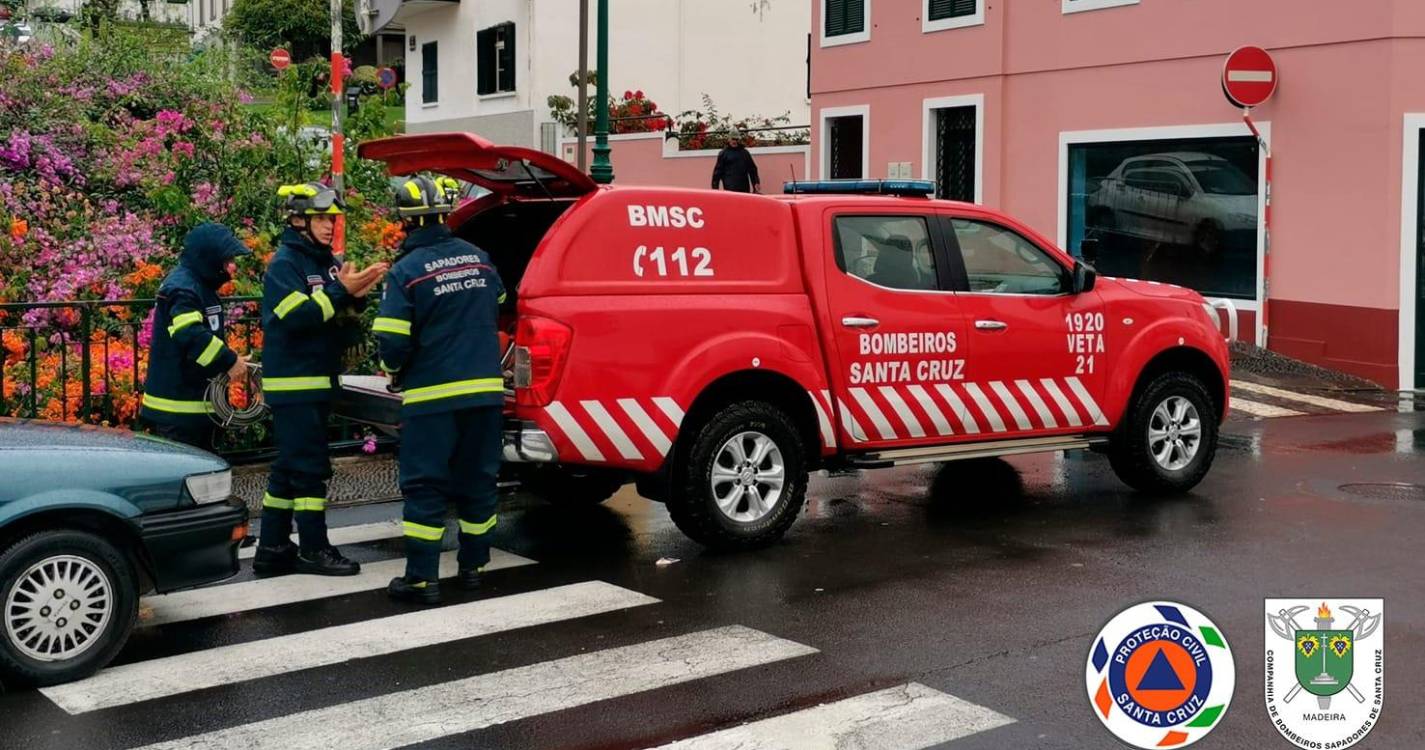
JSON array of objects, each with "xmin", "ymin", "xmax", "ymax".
[{"xmin": 404, "ymin": 0, "xmax": 810, "ymax": 145}]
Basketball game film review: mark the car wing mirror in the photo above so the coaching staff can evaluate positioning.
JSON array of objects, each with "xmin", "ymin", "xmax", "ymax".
[{"xmin": 1072, "ymin": 260, "xmax": 1097, "ymax": 294}]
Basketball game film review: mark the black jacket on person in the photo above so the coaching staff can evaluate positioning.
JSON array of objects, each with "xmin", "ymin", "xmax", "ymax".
[
  {"xmin": 260, "ymin": 228, "xmax": 365, "ymax": 405},
  {"xmin": 374, "ymin": 223, "xmax": 506, "ymax": 417},
  {"xmin": 711, "ymin": 144, "xmax": 760, "ymax": 193},
  {"xmin": 140, "ymin": 223, "xmax": 246, "ymax": 426}
]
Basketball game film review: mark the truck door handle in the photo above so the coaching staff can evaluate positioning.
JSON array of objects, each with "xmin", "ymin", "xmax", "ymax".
[
  {"xmin": 841, "ymin": 316, "xmax": 880, "ymax": 329},
  {"xmin": 975, "ymin": 320, "xmax": 1008, "ymax": 331}
]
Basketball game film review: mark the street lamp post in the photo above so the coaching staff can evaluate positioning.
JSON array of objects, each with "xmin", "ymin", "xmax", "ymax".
[
  {"xmin": 330, "ymin": 0, "xmax": 346, "ymax": 253},
  {"xmin": 589, "ymin": 0, "xmax": 614, "ymax": 184}
]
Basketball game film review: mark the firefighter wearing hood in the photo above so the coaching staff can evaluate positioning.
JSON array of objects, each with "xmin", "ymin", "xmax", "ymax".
[{"xmin": 139, "ymin": 222, "xmax": 251, "ymax": 451}]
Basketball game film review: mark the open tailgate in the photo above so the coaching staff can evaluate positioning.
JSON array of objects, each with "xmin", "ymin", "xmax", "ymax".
[{"xmin": 357, "ymin": 132, "xmax": 597, "ymax": 199}]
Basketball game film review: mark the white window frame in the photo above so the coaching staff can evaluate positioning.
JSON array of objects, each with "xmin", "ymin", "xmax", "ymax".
[
  {"xmin": 923, "ymin": 0, "xmax": 984, "ymax": 33},
  {"xmin": 820, "ymin": 0, "xmax": 871, "ymax": 48},
  {"xmin": 921, "ymin": 94, "xmax": 984, "ymax": 203},
  {"xmin": 1398, "ymin": 114, "xmax": 1425, "ymax": 390},
  {"xmin": 1062, "ymin": 0, "xmax": 1140, "ymax": 15},
  {"xmin": 819, "ymin": 104, "xmax": 871, "ymax": 180},
  {"xmin": 1058, "ymin": 121, "xmax": 1270, "ymax": 346}
]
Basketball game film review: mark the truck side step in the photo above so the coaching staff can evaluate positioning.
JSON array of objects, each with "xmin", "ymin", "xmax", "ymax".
[{"xmin": 847, "ymin": 435, "xmax": 1110, "ymax": 468}]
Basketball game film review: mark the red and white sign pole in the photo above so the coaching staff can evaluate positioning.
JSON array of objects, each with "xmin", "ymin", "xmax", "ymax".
[
  {"xmin": 329, "ymin": 0, "xmax": 346, "ymax": 255},
  {"xmin": 1223, "ymin": 46, "xmax": 1278, "ymax": 347}
]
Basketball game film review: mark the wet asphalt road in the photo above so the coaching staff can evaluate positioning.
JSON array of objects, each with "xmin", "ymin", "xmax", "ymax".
[{"xmin": 2, "ymin": 407, "xmax": 1423, "ymax": 749}]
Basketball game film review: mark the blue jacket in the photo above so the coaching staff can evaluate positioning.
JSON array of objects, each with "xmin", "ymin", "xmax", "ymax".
[
  {"xmin": 140, "ymin": 224, "xmax": 245, "ymax": 425},
  {"xmin": 374, "ymin": 224, "xmax": 506, "ymax": 416},
  {"xmin": 260, "ymin": 228, "xmax": 364, "ymax": 405}
]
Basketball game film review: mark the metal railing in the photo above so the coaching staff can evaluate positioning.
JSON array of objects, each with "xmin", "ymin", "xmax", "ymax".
[{"xmin": 0, "ymin": 298, "xmax": 384, "ymax": 462}]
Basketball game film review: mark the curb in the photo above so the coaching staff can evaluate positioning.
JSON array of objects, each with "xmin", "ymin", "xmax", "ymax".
[{"xmin": 233, "ymin": 454, "xmax": 401, "ymax": 515}]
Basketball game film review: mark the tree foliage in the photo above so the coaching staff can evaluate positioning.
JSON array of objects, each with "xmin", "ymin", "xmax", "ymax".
[{"xmin": 225, "ymin": 0, "xmax": 361, "ymax": 60}]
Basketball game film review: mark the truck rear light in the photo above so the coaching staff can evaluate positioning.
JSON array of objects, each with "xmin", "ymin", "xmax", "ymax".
[{"xmin": 513, "ymin": 316, "xmax": 573, "ymax": 407}]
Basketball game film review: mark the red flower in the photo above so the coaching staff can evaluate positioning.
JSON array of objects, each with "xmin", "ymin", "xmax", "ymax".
[{"xmin": 623, "ymin": 90, "xmax": 633, "ymax": 100}]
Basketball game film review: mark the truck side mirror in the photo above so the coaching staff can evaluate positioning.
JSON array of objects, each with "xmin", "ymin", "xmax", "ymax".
[
  {"xmin": 1073, "ymin": 261, "xmax": 1097, "ymax": 294},
  {"xmin": 1079, "ymin": 237, "xmax": 1101, "ymax": 265}
]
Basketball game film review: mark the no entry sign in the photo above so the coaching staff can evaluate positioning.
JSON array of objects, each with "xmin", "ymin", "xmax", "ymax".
[
  {"xmin": 269, "ymin": 48, "xmax": 291, "ymax": 71},
  {"xmin": 1222, "ymin": 46, "xmax": 1277, "ymax": 108}
]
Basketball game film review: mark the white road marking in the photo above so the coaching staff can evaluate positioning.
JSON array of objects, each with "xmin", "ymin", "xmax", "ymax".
[
  {"xmin": 879, "ymin": 386, "xmax": 926, "ymax": 438},
  {"xmin": 850, "ymin": 388, "xmax": 898, "ymax": 440},
  {"xmin": 1015, "ymin": 379, "xmax": 1058, "ymax": 430},
  {"xmin": 1232, "ymin": 381, "xmax": 1381, "ymax": 413},
  {"xmin": 647, "ymin": 682, "xmax": 1014, "ymax": 750},
  {"xmin": 1039, "ymin": 378, "xmax": 1084, "ymax": 427},
  {"xmin": 545, "ymin": 402, "xmax": 606, "ymax": 461},
  {"xmin": 46, "ymin": 582, "xmax": 657, "ymax": 714},
  {"xmin": 1229, "ymin": 397, "xmax": 1304, "ymax": 418},
  {"xmin": 962, "ymin": 383, "xmax": 1007, "ymax": 433},
  {"xmin": 583, "ymin": 400, "xmax": 644, "ymax": 461},
  {"xmin": 989, "ymin": 381, "xmax": 1034, "ymax": 431},
  {"xmin": 132, "ymin": 626, "xmax": 818, "ymax": 750},
  {"xmin": 238, "ymin": 521, "xmax": 402, "ymax": 559},
  {"xmin": 906, "ymin": 385, "xmax": 953, "ymax": 436},
  {"xmin": 142, "ymin": 549, "xmax": 535, "ymax": 627},
  {"xmin": 619, "ymin": 398, "xmax": 673, "ymax": 457}
]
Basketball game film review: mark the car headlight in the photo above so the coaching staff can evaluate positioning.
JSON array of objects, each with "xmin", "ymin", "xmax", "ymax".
[{"xmin": 185, "ymin": 470, "xmax": 233, "ymax": 505}]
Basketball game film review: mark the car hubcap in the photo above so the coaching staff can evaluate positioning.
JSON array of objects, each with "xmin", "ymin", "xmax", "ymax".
[
  {"xmin": 1148, "ymin": 396, "xmax": 1202, "ymax": 472},
  {"xmin": 4, "ymin": 555, "xmax": 112, "ymax": 662},
  {"xmin": 710, "ymin": 431, "xmax": 785, "ymax": 523}
]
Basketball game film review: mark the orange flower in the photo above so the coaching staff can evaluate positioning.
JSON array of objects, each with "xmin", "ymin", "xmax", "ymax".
[
  {"xmin": 9, "ymin": 218, "xmax": 27, "ymax": 241},
  {"xmin": 218, "ymin": 281, "xmax": 236, "ymax": 296}
]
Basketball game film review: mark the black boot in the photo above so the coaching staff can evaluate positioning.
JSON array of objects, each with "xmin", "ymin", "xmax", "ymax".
[
  {"xmin": 295, "ymin": 546, "xmax": 362, "ymax": 576},
  {"xmin": 387, "ymin": 576, "xmax": 442, "ymax": 605},
  {"xmin": 457, "ymin": 568, "xmax": 482, "ymax": 591},
  {"xmin": 251, "ymin": 542, "xmax": 298, "ymax": 577}
]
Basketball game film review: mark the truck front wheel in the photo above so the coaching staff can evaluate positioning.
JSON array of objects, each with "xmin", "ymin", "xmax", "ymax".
[
  {"xmin": 667, "ymin": 401, "xmax": 808, "ymax": 550},
  {"xmin": 1108, "ymin": 372, "xmax": 1218, "ymax": 494}
]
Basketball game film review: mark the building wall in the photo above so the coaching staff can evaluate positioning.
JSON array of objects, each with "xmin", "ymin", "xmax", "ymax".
[
  {"xmin": 403, "ymin": 0, "xmax": 811, "ymax": 148},
  {"xmin": 810, "ymin": 0, "xmax": 1425, "ymax": 387}
]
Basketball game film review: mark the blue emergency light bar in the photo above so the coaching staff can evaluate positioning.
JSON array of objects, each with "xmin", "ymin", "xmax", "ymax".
[{"xmin": 782, "ymin": 179, "xmax": 936, "ymax": 197}]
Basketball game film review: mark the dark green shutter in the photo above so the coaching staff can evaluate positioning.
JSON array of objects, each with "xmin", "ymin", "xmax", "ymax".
[
  {"xmin": 476, "ymin": 27, "xmax": 495, "ymax": 95},
  {"xmin": 825, "ymin": 0, "xmax": 865, "ymax": 37},
  {"xmin": 497, "ymin": 23, "xmax": 516, "ymax": 92},
  {"xmin": 421, "ymin": 41, "xmax": 438, "ymax": 104},
  {"xmin": 929, "ymin": 0, "xmax": 977, "ymax": 21}
]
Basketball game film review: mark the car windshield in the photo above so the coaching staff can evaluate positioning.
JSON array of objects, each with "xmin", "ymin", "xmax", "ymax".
[{"xmin": 1188, "ymin": 163, "xmax": 1255, "ymax": 195}]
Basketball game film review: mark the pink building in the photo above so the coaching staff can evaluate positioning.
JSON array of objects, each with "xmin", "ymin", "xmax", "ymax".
[{"xmin": 811, "ymin": 0, "xmax": 1425, "ymax": 389}]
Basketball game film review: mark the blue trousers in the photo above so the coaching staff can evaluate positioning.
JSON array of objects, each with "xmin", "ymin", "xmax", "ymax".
[
  {"xmin": 261, "ymin": 402, "xmax": 333, "ymax": 552},
  {"xmin": 400, "ymin": 406, "xmax": 503, "ymax": 581}
]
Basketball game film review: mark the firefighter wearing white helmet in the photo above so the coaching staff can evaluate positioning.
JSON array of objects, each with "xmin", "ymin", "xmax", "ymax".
[
  {"xmin": 376, "ymin": 175, "xmax": 507, "ymax": 605},
  {"xmin": 251, "ymin": 182, "xmax": 388, "ymax": 578}
]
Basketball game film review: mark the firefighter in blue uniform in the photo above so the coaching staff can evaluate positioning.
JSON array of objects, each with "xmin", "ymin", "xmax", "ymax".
[
  {"xmin": 251, "ymin": 182, "xmax": 388, "ymax": 577},
  {"xmin": 140, "ymin": 223, "xmax": 251, "ymax": 451},
  {"xmin": 377, "ymin": 175, "xmax": 506, "ymax": 604}
]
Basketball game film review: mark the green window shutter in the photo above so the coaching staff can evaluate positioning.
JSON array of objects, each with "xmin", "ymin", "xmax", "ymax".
[
  {"xmin": 497, "ymin": 23, "xmax": 516, "ymax": 92},
  {"xmin": 421, "ymin": 41, "xmax": 438, "ymax": 104},
  {"xmin": 929, "ymin": 0, "xmax": 977, "ymax": 21},
  {"xmin": 476, "ymin": 27, "xmax": 496, "ymax": 95},
  {"xmin": 825, "ymin": 0, "xmax": 865, "ymax": 37}
]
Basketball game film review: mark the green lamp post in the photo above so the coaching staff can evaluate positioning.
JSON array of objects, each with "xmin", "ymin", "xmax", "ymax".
[{"xmin": 589, "ymin": 0, "xmax": 615, "ymax": 184}]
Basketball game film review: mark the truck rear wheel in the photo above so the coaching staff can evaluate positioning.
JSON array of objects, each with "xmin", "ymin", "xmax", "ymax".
[
  {"xmin": 1108, "ymin": 372, "xmax": 1218, "ymax": 494},
  {"xmin": 519, "ymin": 465, "xmax": 627, "ymax": 506},
  {"xmin": 668, "ymin": 401, "xmax": 808, "ymax": 550},
  {"xmin": 0, "ymin": 530, "xmax": 138, "ymax": 687}
]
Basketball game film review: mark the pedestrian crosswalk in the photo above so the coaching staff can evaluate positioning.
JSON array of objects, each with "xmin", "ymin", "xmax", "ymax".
[
  {"xmin": 1229, "ymin": 379, "xmax": 1383, "ymax": 420},
  {"xmin": 34, "ymin": 534, "xmax": 1016, "ymax": 750}
]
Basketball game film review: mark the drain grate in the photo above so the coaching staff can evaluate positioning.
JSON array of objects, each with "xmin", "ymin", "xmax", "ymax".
[{"xmin": 1338, "ymin": 482, "xmax": 1425, "ymax": 502}]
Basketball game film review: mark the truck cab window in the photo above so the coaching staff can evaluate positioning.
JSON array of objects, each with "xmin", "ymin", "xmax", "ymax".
[
  {"xmin": 951, "ymin": 219, "xmax": 1067, "ymax": 295},
  {"xmin": 832, "ymin": 216, "xmax": 937, "ymax": 291}
]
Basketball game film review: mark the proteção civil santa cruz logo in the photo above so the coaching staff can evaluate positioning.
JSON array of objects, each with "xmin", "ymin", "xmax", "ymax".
[
  {"xmin": 1086, "ymin": 601, "xmax": 1235, "ymax": 748},
  {"xmin": 1265, "ymin": 599, "xmax": 1383, "ymax": 749}
]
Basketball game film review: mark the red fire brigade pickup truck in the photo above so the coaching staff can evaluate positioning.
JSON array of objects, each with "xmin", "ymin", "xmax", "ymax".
[{"xmin": 339, "ymin": 133, "xmax": 1229, "ymax": 550}]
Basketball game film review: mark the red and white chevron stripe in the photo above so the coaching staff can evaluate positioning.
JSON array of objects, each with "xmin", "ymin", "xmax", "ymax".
[
  {"xmin": 831, "ymin": 377, "xmax": 1108, "ymax": 443},
  {"xmin": 541, "ymin": 397, "xmax": 685, "ymax": 463}
]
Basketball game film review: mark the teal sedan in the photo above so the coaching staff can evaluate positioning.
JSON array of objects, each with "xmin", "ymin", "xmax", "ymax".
[{"xmin": 0, "ymin": 419, "xmax": 247, "ymax": 687}]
